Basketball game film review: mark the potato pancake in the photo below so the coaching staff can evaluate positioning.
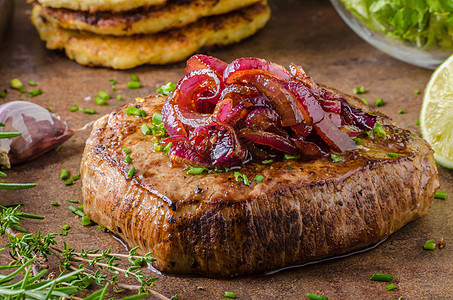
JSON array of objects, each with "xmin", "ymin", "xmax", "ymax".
[{"xmin": 37, "ymin": 0, "xmax": 166, "ymax": 12}]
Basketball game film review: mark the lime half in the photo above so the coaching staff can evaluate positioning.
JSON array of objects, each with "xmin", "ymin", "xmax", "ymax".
[{"xmin": 420, "ymin": 54, "xmax": 453, "ymax": 169}]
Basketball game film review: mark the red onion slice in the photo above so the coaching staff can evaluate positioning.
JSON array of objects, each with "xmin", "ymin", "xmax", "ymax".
[
  {"xmin": 239, "ymin": 128, "xmax": 299, "ymax": 155},
  {"xmin": 224, "ymin": 57, "xmax": 291, "ymax": 83},
  {"xmin": 314, "ymin": 117, "xmax": 357, "ymax": 152},
  {"xmin": 0, "ymin": 101, "xmax": 74, "ymax": 166},
  {"xmin": 185, "ymin": 54, "xmax": 227, "ymax": 76}
]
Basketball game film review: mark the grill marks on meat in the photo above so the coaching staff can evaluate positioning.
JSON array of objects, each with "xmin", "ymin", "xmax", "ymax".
[{"xmin": 81, "ymin": 94, "xmax": 439, "ymax": 277}]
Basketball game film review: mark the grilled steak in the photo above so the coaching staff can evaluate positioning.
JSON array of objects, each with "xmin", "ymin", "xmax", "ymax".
[{"xmin": 81, "ymin": 92, "xmax": 439, "ymax": 277}]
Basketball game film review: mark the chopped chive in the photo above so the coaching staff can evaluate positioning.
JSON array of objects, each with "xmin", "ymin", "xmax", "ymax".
[
  {"xmin": 224, "ymin": 292, "xmax": 236, "ymax": 299},
  {"xmin": 186, "ymin": 166, "xmax": 205, "ymax": 175},
  {"xmin": 152, "ymin": 113, "xmax": 163, "ymax": 125},
  {"xmin": 307, "ymin": 293, "xmax": 328, "ymax": 300},
  {"xmin": 414, "ymin": 89, "xmax": 420, "ymax": 94},
  {"xmin": 386, "ymin": 283, "xmax": 395, "ymax": 291},
  {"xmin": 97, "ymin": 90, "xmax": 110, "ymax": 100},
  {"xmin": 28, "ymin": 81, "xmax": 37, "ymax": 86},
  {"xmin": 109, "ymin": 79, "xmax": 117, "ymax": 85},
  {"xmin": 124, "ymin": 155, "xmax": 131, "ymax": 164},
  {"xmin": 59, "ymin": 230, "xmax": 67, "ymax": 236},
  {"xmin": 83, "ymin": 108, "xmax": 97, "ymax": 114},
  {"xmin": 10, "ymin": 78, "xmax": 23, "ymax": 89},
  {"xmin": 26, "ymin": 88, "xmax": 43, "ymax": 97},
  {"xmin": 94, "ymin": 97, "xmax": 106, "ymax": 106},
  {"xmin": 163, "ymin": 142, "xmax": 172, "ymax": 154},
  {"xmin": 18, "ymin": 88, "xmax": 25, "ymax": 93},
  {"xmin": 398, "ymin": 109, "xmax": 405, "ymax": 114},
  {"xmin": 156, "ymin": 82, "xmax": 177, "ymax": 95},
  {"xmin": 125, "ymin": 106, "xmax": 146, "ymax": 117},
  {"xmin": 254, "ymin": 174, "xmax": 264, "ymax": 184},
  {"xmin": 81, "ymin": 215, "xmax": 93, "ymax": 226},
  {"xmin": 330, "ymin": 154, "xmax": 344, "ymax": 162},
  {"xmin": 60, "ymin": 169, "xmax": 69, "ymax": 180},
  {"xmin": 353, "ymin": 86, "xmax": 365, "ymax": 94},
  {"xmin": 0, "ymin": 122, "xmax": 4, "ymax": 127},
  {"xmin": 287, "ymin": 165, "xmax": 292, "ymax": 170},
  {"xmin": 261, "ymin": 159, "xmax": 273, "ymax": 164},
  {"xmin": 415, "ymin": 119, "xmax": 420, "ymax": 126},
  {"xmin": 127, "ymin": 166, "xmax": 135, "ymax": 178},
  {"xmin": 62, "ymin": 224, "xmax": 70, "ymax": 230},
  {"xmin": 66, "ymin": 199, "xmax": 78, "ymax": 203},
  {"xmin": 0, "ymin": 91, "xmax": 6, "ymax": 98},
  {"xmin": 98, "ymin": 225, "xmax": 106, "ymax": 231},
  {"xmin": 55, "ymin": 145, "xmax": 62, "ymax": 152},
  {"xmin": 131, "ymin": 74, "xmax": 139, "ymax": 82},
  {"xmin": 234, "ymin": 172, "xmax": 250, "ymax": 186},
  {"xmin": 0, "ymin": 132, "xmax": 21, "ymax": 138},
  {"xmin": 51, "ymin": 201, "xmax": 59, "ymax": 206},
  {"xmin": 64, "ymin": 180, "xmax": 73, "ymax": 186},
  {"xmin": 127, "ymin": 81, "xmax": 141, "ymax": 89},
  {"xmin": 376, "ymin": 98, "xmax": 384, "ymax": 107},
  {"xmin": 111, "ymin": 85, "xmax": 116, "ymax": 91},
  {"xmin": 434, "ymin": 192, "xmax": 447, "ymax": 199},
  {"xmin": 388, "ymin": 152, "xmax": 398, "ymax": 158},
  {"xmin": 123, "ymin": 148, "xmax": 131, "ymax": 155},
  {"xmin": 68, "ymin": 205, "xmax": 85, "ymax": 217},
  {"xmin": 373, "ymin": 122, "xmax": 386, "ymax": 138},
  {"xmin": 141, "ymin": 124, "xmax": 151, "ymax": 135},
  {"xmin": 284, "ymin": 153, "xmax": 300, "ymax": 160},
  {"xmin": 423, "ymin": 239, "xmax": 436, "ymax": 250},
  {"xmin": 361, "ymin": 98, "xmax": 368, "ymax": 104},
  {"xmin": 0, "ymin": 183, "xmax": 35, "ymax": 190},
  {"xmin": 354, "ymin": 137, "xmax": 363, "ymax": 145},
  {"xmin": 0, "ymin": 171, "xmax": 7, "ymax": 178},
  {"xmin": 69, "ymin": 105, "xmax": 79, "ymax": 112},
  {"xmin": 370, "ymin": 274, "xmax": 394, "ymax": 282},
  {"xmin": 116, "ymin": 94, "xmax": 122, "ymax": 101}
]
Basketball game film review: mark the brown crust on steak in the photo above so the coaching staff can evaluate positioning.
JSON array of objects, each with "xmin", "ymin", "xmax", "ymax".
[{"xmin": 81, "ymin": 91, "xmax": 439, "ymax": 277}]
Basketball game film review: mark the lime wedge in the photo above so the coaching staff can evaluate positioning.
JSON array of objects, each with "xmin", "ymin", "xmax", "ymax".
[{"xmin": 420, "ymin": 54, "xmax": 453, "ymax": 169}]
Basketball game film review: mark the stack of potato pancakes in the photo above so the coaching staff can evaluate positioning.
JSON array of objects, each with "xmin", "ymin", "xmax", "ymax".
[{"xmin": 31, "ymin": 0, "xmax": 271, "ymax": 69}]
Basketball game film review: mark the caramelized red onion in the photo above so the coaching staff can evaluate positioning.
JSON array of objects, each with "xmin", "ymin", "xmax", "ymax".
[{"xmin": 161, "ymin": 54, "xmax": 377, "ymax": 168}]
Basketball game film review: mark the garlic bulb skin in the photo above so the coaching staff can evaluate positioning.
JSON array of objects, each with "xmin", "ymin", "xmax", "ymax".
[{"xmin": 0, "ymin": 101, "xmax": 74, "ymax": 167}]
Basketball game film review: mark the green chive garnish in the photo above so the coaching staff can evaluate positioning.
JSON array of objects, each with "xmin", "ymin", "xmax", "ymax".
[
  {"xmin": 415, "ymin": 119, "xmax": 420, "ymax": 126},
  {"xmin": 55, "ymin": 145, "xmax": 62, "ymax": 152},
  {"xmin": 234, "ymin": 172, "xmax": 250, "ymax": 186},
  {"xmin": 64, "ymin": 180, "xmax": 73, "ymax": 186},
  {"xmin": 10, "ymin": 78, "xmax": 23, "ymax": 89},
  {"xmin": 373, "ymin": 122, "xmax": 386, "ymax": 138},
  {"xmin": 98, "ymin": 91, "xmax": 110, "ymax": 100},
  {"xmin": 152, "ymin": 112, "xmax": 163, "ymax": 125},
  {"xmin": 284, "ymin": 153, "xmax": 300, "ymax": 160},
  {"xmin": 307, "ymin": 293, "xmax": 328, "ymax": 300},
  {"xmin": 109, "ymin": 79, "xmax": 117, "ymax": 85},
  {"xmin": 0, "ymin": 171, "xmax": 7, "ymax": 178},
  {"xmin": 116, "ymin": 94, "xmax": 122, "ymax": 101},
  {"xmin": 386, "ymin": 283, "xmax": 395, "ymax": 291},
  {"xmin": 353, "ymin": 86, "xmax": 365, "ymax": 94},
  {"xmin": 27, "ymin": 88, "xmax": 43, "ymax": 97},
  {"xmin": 94, "ymin": 97, "xmax": 106, "ymax": 106},
  {"xmin": 111, "ymin": 85, "xmax": 116, "ymax": 91},
  {"xmin": 354, "ymin": 137, "xmax": 363, "ymax": 145},
  {"xmin": 361, "ymin": 98, "xmax": 368, "ymax": 104},
  {"xmin": 224, "ymin": 292, "xmax": 236, "ymax": 299},
  {"xmin": 131, "ymin": 74, "xmax": 139, "ymax": 82},
  {"xmin": 370, "ymin": 274, "xmax": 394, "ymax": 282},
  {"xmin": 186, "ymin": 166, "xmax": 205, "ymax": 175},
  {"xmin": 124, "ymin": 155, "xmax": 131, "ymax": 164},
  {"xmin": 261, "ymin": 159, "xmax": 273, "ymax": 164},
  {"xmin": 62, "ymin": 224, "xmax": 70, "ymax": 230},
  {"xmin": 59, "ymin": 230, "xmax": 67, "ymax": 236},
  {"xmin": 414, "ymin": 89, "xmax": 420, "ymax": 94},
  {"xmin": 98, "ymin": 225, "xmax": 106, "ymax": 231},
  {"xmin": 423, "ymin": 239, "xmax": 436, "ymax": 250},
  {"xmin": 141, "ymin": 124, "xmax": 151, "ymax": 135},
  {"xmin": 60, "ymin": 169, "xmax": 69, "ymax": 180},
  {"xmin": 156, "ymin": 82, "xmax": 177, "ymax": 95},
  {"xmin": 398, "ymin": 109, "xmax": 405, "ymax": 114},
  {"xmin": 127, "ymin": 166, "xmax": 135, "ymax": 178},
  {"xmin": 68, "ymin": 205, "xmax": 84, "ymax": 217},
  {"xmin": 81, "ymin": 215, "xmax": 93, "ymax": 226},
  {"xmin": 123, "ymin": 148, "xmax": 131, "ymax": 155},
  {"xmin": 66, "ymin": 199, "xmax": 78, "ymax": 203},
  {"xmin": 254, "ymin": 174, "xmax": 264, "ymax": 184},
  {"xmin": 376, "ymin": 98, "xmax": 384, "ymax": 107},
  {"xmin": 0, "ymin": 132, "xmax": 21, "ymax": 139},
  {"xmin": 28, "ymin": 81, "xmax": 37, "ymax": 86},
  {"xmin": 83, "ymin": 108, "xmax": 97, "ymax": 114},
  {"xmin": 388, "ymin": 152, "xmax": 398, "ymax": 158},
  {"xmin": 125, "ymin": 106, "xmax": 146, "ymax": 117},
  {"xmin": 127, "ymin": 81, "xmax": 141, "ymax": 89},
  {"xmin": 163, "ymin": 142, "xmax": 172, "ymax": 154},
  {"xmin": 434, "ymin": 192, "xmax": 447, "ymax": 199},
  {"xmin": 0, "ymin": 91, "xmax": 5, "ymax": 98},
  {"xmin": 0, "ymin": 122, "xmax": 4, "ymax": 127},
  {"xmin": 51, "ymin": 201, "xmax": 59, "ymax": 206},
  {"xmin": 330, "ymin": 154, "xmax": 343, "ymax": 162},
  {"xmin": 0, "ymin": 183, "xmax": 36, "ymax": 190},
  {"xmin": 69, "ymin": 105, "xmax": 80, "ymax": 112},
  {"xmin": 18, "ymin": 88, "xmax": 25, "ymax": 93}
]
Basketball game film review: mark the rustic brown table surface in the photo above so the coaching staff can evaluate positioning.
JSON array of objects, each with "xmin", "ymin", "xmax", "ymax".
[{"xmin": 1, "ymin": 0, "xmax": 453, "ymax": 299}]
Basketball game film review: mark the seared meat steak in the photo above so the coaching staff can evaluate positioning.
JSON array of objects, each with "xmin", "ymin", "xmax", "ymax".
[{"xmin": 81, "ymin": 93, "xmax": 439, "ymax": 277}]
